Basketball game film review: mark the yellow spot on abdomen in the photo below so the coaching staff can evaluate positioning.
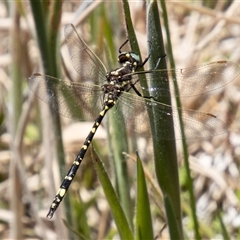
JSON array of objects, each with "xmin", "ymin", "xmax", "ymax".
[
  {"xmin": 51, "ymin": 203, "xmax": 57, "ymax": 208},
  {"xmin": 59, "ymin": 189, "xmax": 66, "ymax": 197},
  {"xmin": 100, "ymin": 110, "xmax": 105, "ymax": 116},
  {"xmin": 74, "ymin": 160, "xmax": 80, "ymax": 165},
  {"xmin": 65, "ymin": 176, "xmax": 72, "ymax": 181}
]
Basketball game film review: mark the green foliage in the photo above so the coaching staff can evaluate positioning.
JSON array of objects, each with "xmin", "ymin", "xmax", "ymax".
[
  {"xmin": 135, "ymin": 153, "xmax": 154, "ymax": 240},
  {"xmin": 91, "ymin": 147, "xmax": 134, "ymax": 240}
]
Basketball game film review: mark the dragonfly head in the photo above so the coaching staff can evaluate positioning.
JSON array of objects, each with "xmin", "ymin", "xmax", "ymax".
[{"xmin": 118, "ymin": 52, "xmax": 141, "ymax": 71}]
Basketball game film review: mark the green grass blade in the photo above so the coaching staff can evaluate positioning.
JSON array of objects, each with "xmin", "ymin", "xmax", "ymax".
[
  {"xmin": 121, "ymin": 0, "xmax": 143, "ymax": 63},
  {"xmin": 135, "ymin": 153, "xmax": 154, "ymax": 240},
  {"xmin": 30, "ymin": 1, "xmax": 73, "ymax": 231},
  {"xmin": 91, "ymin": 147, "xmax": 134, "ymax": 240},
  {"xmin": 217, "ymin": 210, "xmax": 230, "ymax": 240},
  {"xmin": 93, "ymin": 4, "xmax": 133, "ymax": 227},
  {"xmin": 159, "ymin": 0, "xmax": 201, "ymax": 239},
  {"xmin": 147, "ymin": 1, "xmax": 183, "ymax": 238},
  {"xmin": 9, "ymin": 6, "xmax": 24, "ymax": 238},
  {"xmin": 108, "ymin": 109, "xmax": 133, "ymax": 228}
]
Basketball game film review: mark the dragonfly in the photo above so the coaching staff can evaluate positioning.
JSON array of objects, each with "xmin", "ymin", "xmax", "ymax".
[{"xmin": 28, "ymin": 23, "xmax": 240, "ymax": 219}]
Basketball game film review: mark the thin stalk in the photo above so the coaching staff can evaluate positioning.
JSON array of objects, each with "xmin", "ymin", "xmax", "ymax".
[
  {"xmin": 9, "ymin": 4, "xmax": 23, "ymax": 239},
  {"xmin": 30, "ymin": 1, "xmax": 73, "ymax": 238},
  {"xmin": 92, "ymin": 147, "xmax": 134, "ymax": 240},
  {"xmin": 147, "ymin": 0, "xmax": 183, "ymax": 238},
  {"xmin": 108, "ymin": 110, "xmax": 133, "ymax": 228},
  {"xmin": 160, "ymin": 0, "xmax": 200, "ymax": 239},
  {"xmin": 95, "ymin": 2, "xmax": 134, "ymax": 228},
  {"xmin": 135, "ymin": 153, "xmax": 154, "ymax": 240}
]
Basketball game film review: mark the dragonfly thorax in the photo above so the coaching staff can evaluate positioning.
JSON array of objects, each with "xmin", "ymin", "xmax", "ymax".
[
  {"xmin": 103, "ymin": 62, "xmax": 135, "ymax": 103},
  {"xmin": 104, "ymin": 51, "xmax": 140, "ymax": 86},
  {"xmin": 102, "ymin": 73, "xmax": 129, "ymax": 99}
]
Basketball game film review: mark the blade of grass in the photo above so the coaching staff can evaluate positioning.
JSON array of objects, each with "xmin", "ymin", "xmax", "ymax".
[
  {"xmin": 108, "ymin": 109, "xmax": 133, "ymax": 228},
  {"xmin": 122, "ymin": 0, "xmax": 183, "ymax": 237},
  {"xmin": 147, "ymin": 1, "xmax": 183, "ymax": 238},
  {"xmin": 217, "ymin": 209, "xmax": 230, "ymax": 240},
  {"xmin": 120, "ymin": 1, "xmax": 150, "ymax": 227},
  {"xmin": 90, "ymin": 3, "xmax": 133, "ymax": 228},
  {"xmin": 159, "ymin": 1, "xmax": 201, "ymax": 239},
  {"xmin": 91, "ymin": 146, "xmax": 134, "ymax": 240},
  {"xmin": 135, "ymin": 152, "xmax": 154, "ymax": 240},
  {"xmin": 9, "ymin": 4, "xmax": 23, "ymax": 239},
  {"xmin": 30, "ymin": 1, "xmax": 74, "ymax": 238},
  {"xmin": 121, "ymin": 0, "xmax": 146, "ymax": 72}
]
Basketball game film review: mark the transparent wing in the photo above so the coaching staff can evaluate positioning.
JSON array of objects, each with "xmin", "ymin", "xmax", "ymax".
[
  {"xmin": 64, "ymin": 23, "xmax": 107, "ymax": 85},
  {"xmin": 29, "ymin": 24, "xmax": 235, "ymax": 140},
  {"xmin": 28, "ymin": 73, "xmax": 103, "ymax": 120},
  {"xmin": 131, "ymin": 61, "xmax": 240, "ymax": 98},
  {"xmin": 114, "ymin": 92, "xmax": 226, "ymax": 140}
]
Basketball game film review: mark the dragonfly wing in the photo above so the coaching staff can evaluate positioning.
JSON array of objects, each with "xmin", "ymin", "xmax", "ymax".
[
  {"xmin": 116, "ymin": 92, "xmax": 226, "ymax": 140},
  {"xmin": 28, "ymin": 73, "xmax": 103, "ymax": 120},
  {"xmin": 64, "ymin": 24, "xmax": 107, "ymax": 85},
  {"xmin": 131, "ymin": 61, "xmax": 240, "ymax": 98}
]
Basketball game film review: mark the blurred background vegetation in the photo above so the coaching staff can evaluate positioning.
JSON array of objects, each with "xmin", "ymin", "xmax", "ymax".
[{"xmin": 0, "ymin": 0, "xmax": 240, "ymax": 239}]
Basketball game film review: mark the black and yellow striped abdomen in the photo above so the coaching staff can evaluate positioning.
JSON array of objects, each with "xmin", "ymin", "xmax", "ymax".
[{"xmin": 46, "ymin": 103, "xmax": 114, "ymax": 218}]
